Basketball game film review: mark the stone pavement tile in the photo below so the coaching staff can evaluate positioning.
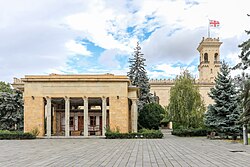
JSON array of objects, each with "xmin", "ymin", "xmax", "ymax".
[{"xmin": 1, "ymin": 131, "xmax": 250, "ymax": 166}]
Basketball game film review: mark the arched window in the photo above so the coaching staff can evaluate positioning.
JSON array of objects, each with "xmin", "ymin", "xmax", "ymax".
[
  {"xmin": 204, "ymin": 53, "xmax": 208, "ymax": 62},
  {"xmin": 214, "ymin": 53, "xmax": 218, "ymax": 62}
]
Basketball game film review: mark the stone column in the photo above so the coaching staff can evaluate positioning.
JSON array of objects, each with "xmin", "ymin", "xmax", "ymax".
[
  {"xmin": 46, "ymin": 97, "xmax": 51, "ymax": 138},
  {"xmin": 131, "ymin": 98, "xmax": 138, "ymax": 133},
  {"xmin": 65, "ymin": 97, "xmax": 70, "ymax": 137},
  {"xmin": 102, "ymin": 97, "xmax": 107, "ymax": 136},
  {"xmin": 83, "ymin": 97, "xmax": 88, "ymax": 136}
]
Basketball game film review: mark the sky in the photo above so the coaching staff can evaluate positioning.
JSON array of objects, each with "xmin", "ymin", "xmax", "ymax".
[{"xmin": 0, "ymin": 0, "xmax": 249, "ymax": 83}]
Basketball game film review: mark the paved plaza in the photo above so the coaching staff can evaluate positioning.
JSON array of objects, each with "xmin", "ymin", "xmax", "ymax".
[{"xmin": 1, "ymin": 130, "xmax": 250, "ymax": 167}]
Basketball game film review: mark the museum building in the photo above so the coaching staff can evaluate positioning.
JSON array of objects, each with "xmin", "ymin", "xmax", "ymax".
[{"xmin": 12, "ymin": 37, "xmax": 222, "ymax": 138}]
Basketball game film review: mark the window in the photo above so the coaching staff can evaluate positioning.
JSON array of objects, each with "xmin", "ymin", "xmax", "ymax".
[
  {"xmin": 214, "ymin": 53, "xmax": 218, "ymax": 61},
  {"xmin": 204, "ymin": 53, "xmax": 208, "ymax": 62}
]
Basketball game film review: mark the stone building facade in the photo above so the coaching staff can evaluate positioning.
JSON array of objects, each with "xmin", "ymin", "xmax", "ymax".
[
  {"xmin": 13, "ymin": 74, "xmax": 139, "ymax": 137},
  {"xmin": 150, "ymin": 37, "xmax": 222, "ymax": 107}
]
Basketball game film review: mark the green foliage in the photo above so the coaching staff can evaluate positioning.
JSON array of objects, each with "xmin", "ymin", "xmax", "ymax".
[
  {"xmin": 204, "ymin": 62, "xmax": 242, "ymax": 135},
  {"xmin": 161, "ymin": 106, "xmax": 171, "ymax": 124},
  {"xmin": 127, "ymin": 42, "xmax": 153, "ymax": 110},
  {"xmin": 105, "ymin": 129, "xmax": 163, "ymax": 139},
  {"xmin": 0, "ymin": 90, "xmax": 24, "ymax": 130},
  {"xmin": 138, "ymin": 103, "xmax": 164, "ymax": 130},
  {"xmin": 0, "ymin": 130, "xmax": 35, "ymax": 140},
  {"xmin": 171, "ymin": 128, "xmax": 209, "ymax": 137},
  {"xmin": 0, "ymin": 81, "xmax": 13, "ymax": 93},
  {"xmin": 168, "ymin": 71, "xmax": 206, "ymax": 129},
  {"xmin": 239, "ymin": 79, "xmax": 250, "ymax": 123},
  {"xmin": 233, "ymin": 14, "xmax": 250, "ymax": 70}
]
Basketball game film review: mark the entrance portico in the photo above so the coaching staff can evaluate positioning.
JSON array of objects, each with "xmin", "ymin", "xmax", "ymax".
[
  {"xmin": 45, "ymin": 97, "xmax": 109, "ymax": 137},
  {"xmin": 13, "ymin": 74, "xmax": 139, "ymax": 138}
]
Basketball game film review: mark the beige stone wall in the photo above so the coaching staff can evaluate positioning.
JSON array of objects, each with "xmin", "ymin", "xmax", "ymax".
[
  {"xmin": 198, "ymin": 37, "xmax": 222, "ymax": 82},
  {"xmin": 150, "ymin": 84, "xmax": 172, "ymax": 107},
  {"xmin": 109, "ymin": 96, "xmax": 129, "ymax": 133},
  {"xmin": 150, "ymin": 82, "xmax": 214, "ymax": 108},
  {"xmin": 24, "ymin": 96, "xmax": 44, "ymax": 136},
  {"xmin": 21, "ymin": 74, "xmax": 134, "ymax": 136},
  {"xmin": 24, "ymin": 82, "xmax": 128, "ymax": 98}
]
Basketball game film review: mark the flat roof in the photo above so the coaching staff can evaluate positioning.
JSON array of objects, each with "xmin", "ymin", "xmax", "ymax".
[{"xmin": 21, "ymin": 73, "xmax": 130, "ymax": 82}]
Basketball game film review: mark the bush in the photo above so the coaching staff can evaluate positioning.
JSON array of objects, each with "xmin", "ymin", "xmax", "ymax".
[
  {"xmin": 0, "ymin": 130, "xmax": 36, "ymax": 140},
  {"xmin": 138, "ymin": 103, "xmax": 165, "ymax": 130},
  {"xmin": 105, "ymin": 129, "xmax": 163, "ymax": 139},
  {"xmin": 171, "ymin": 128, "xmax": 208, "ymax": 137}
]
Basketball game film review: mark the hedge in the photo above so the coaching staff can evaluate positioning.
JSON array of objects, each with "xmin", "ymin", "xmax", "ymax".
[
  {"xmin": 171, "ymin": 128, "xmax": 209, "ymax": 137},
  {"xmin": 105, "ymin": 129, "xmax": 163, "ymax": 139},
  {"xmin": 0, "ymin": 130, "xmax": 36, "ymax": 140}
]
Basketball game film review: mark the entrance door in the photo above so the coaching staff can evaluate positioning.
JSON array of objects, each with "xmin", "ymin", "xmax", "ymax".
[{"xmin": 78, "ymin": 116, "xmax": 84, "ymax": 131}]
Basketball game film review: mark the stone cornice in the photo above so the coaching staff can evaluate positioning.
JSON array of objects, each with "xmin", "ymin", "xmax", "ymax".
[{"xmin": 21, "ymin": 74, "xmax": 130, "ymax": 82}]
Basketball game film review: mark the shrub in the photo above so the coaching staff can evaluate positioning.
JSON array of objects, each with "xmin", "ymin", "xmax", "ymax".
[
  {"xmin": 105, "ymin": 129, "xmax": 163, "ymax": 139},
  {"xmin": 0, "ymin": 130, "xmax": 36, "ymax": 140},
  {"xmin": 138, "ymin": 103, "xmax": 165, "ymax": 130},
  {"xmin": 171, "ymin": 128, "xmax": 208, "ymax": 137}
]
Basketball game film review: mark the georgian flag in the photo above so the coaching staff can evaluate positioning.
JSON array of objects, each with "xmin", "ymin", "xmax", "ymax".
[{"xmin": 209, "ymin": 20, "xmax": 220, "ymax": 27}]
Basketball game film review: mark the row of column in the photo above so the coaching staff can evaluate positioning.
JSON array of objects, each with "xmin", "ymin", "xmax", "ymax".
[{"xmin": 45, "ymin": 97, "xmax": 107, "ymax": 138}]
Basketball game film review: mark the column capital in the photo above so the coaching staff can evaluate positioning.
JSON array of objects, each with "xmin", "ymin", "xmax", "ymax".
[
  {"xmin": 130, "ymin": 98, "xmax": 138, "ymax": 103},
  {"xmin": 82, "ymin": 96, "xmax": 88, "ymax": 100},
  {"xmin": 64, "ymin": 96, "xmax": 70, "ymax": 100},
  {"xmin": 45, "ymin": 96, "xmax": 51, "ymax": 101}
]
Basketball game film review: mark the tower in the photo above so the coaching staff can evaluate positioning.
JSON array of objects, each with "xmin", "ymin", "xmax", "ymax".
[{"xmin": 197, "ymin": 37, "xmax": 222, "ymax": 83}]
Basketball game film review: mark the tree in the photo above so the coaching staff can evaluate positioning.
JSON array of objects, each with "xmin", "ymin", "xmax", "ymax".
[
  {"xmin": 161, "ymin": 106, "xmax": 171, "ymax": 126},
  {"xmin": 138, "ymin": 103, "xmax": 164, "ymax": 130},
  {"xmin": 168, "ymin": 71, "xmax": 205, "ymax": 129},
  {"xmin": 0, "ymin": 90, "xmax": 24, "ymax": 130},
  {"xmin": 204, "ymin": 62, "xmax": 242, "ymax": 136},
  {"xmin": 0, "ymin": 81, "xmax": 13, "ymax": 93},
  {"xmin": 234, "ymin": 14, "xmax": 250, "ymax": 70},
  {"xmin": 231, "ymin": 15, "xmax": 250, "ymax": 143},
  {"xmin": 240, "ymin": 79, "xmax": 250, "ymax": 124},
  {"xmin": 127, "ymin": 42, "xmax": 153, "ymax": 110}
]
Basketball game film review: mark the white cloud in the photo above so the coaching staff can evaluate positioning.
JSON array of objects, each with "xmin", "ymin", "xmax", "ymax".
[
  {"xmin": 1, "ymin": 0, "xmax": 250, "ymax": 83},
  {"xmin": 148, "ymin": 63, "xmax": 198, "ymax": 79},
  {"xmin": 65, "ymin": 40, "xmax": 91, "ymax": 56},
  {"xmin": 98, "ymin": 49, "xmax": 129, "ymax": 68}
]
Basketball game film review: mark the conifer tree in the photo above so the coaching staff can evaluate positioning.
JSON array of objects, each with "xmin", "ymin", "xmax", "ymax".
[
  {"xmin": 204, "ymin": 62, "xmax": 242, "ymax": 135},
  {"xmin": 234, "ymin": 14, "xmax": 250, "ymax": 70},
  {"xmin": 127, "ymin": 42, "xmax": 153, "ymax": 110},
  {"xmin": 0, "ymin": 90, "xmax": 24, "ymax": 130}
]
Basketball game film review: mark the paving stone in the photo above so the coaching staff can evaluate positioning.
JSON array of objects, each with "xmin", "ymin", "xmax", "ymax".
[{"xmin": 1, "ymin": 130, "xmax": 250, "ymax": 166}]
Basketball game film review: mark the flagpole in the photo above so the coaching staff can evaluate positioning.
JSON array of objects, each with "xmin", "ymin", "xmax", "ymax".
[{"xmin": 208, "ymin": 19, "xmax": 210, "ymax": 38}]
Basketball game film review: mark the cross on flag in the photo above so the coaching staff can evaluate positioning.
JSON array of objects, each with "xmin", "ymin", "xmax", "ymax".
[{"xmin": 209, "ymin": 20, "xmax": 220, "ymax": 27}]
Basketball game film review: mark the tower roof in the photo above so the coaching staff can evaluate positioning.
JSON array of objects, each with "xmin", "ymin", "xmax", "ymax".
[{"xmin": 197, "ymin": 37, "xmax": 222, "ymax": 52}]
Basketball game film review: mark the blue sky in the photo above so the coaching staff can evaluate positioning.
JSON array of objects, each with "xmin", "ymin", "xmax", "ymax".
[{"xmin": 0, "ymin": 0, "xmax": 249, "ymax": 82}]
